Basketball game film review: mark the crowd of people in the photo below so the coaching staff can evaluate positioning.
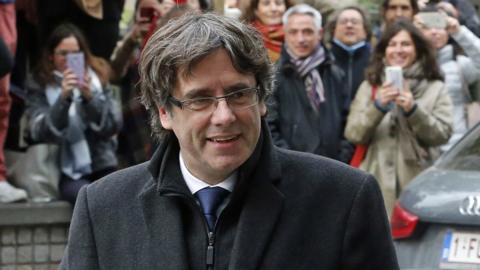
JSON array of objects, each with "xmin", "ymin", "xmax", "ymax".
[{"xmin": 1, "ymin": 0, "xmax": 480, "ymax": 218}]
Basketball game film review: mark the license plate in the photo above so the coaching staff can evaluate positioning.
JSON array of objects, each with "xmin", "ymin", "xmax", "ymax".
[{"xmin": 442, "ymin": 231, "xmax": 480, "ymax": 264}]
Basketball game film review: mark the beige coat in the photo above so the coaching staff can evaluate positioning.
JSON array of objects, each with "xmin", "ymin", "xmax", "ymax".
[{"xmin": 345, "ymin": 80, "xmax": 453, "ymax": 216}]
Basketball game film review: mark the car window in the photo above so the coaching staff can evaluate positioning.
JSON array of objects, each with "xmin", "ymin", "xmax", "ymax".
[{"xmin": 437, "ymin": 126, "xmax": 480, "ymax": 171}]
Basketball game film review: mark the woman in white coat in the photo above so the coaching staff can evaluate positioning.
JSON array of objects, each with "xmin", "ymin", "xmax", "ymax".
[{"xmin": 415, "ymin": 6, "xmax": 480, "ymax": 151}]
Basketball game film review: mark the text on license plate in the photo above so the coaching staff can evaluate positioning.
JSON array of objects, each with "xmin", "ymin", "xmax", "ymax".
[{"xmin": 442, "ymin": 231, "xmax": 480, "ymax": 264}]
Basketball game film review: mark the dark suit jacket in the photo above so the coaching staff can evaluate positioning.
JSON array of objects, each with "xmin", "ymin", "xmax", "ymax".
[
  {"xmin": 267, "ymin": 48, "xmax": 353, "ymax": 163},
  {"xmin": 60, "ymin": 120, "xmax": 399, "ymax": 270}
]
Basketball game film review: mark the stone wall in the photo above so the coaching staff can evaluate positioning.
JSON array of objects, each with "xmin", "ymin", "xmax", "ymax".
[{"xmin": 0, "ymin": 202, "xmax": 72, "ymax": 270}]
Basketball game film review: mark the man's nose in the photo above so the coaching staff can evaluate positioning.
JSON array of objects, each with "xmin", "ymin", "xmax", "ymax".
[
  {"xmin": 269, "ymin": 2, "xmax": 279, "ymax": 11},
  {"xmin": 211, "ymin": 99, "xmax": 236, "ymax": 125},
  {"xmin": 395, "ymin": 8, "xmax": 403, "ymax": 17},
  {"xmin": 431, "ymin": 28, "xmax": 442, "ymax": 35},
  {"xmin": 296, "ymin": 33, "xmax": 305, "ymax": 42}
]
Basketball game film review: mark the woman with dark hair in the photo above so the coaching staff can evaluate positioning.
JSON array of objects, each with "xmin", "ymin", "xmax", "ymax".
[
  {"xmin": 241, "ymin": 0, "xmax": 293, "ymax": 62},
  {"xmin": 25, "ymin": 23, "xmax": 122, "ymax": 204},
  {"xmin": 344, "ymin": 19, "xmax": 453, "ymax": 216}
]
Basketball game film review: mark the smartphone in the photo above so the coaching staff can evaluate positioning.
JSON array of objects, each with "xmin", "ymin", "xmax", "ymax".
[
  {"xmin": 385, "ymin": 66, "xmax": 403, "ymax": 92},
  {"xmin": 66, "ymin": 52, "xmax": 85, "ymax": 85},
  {"xmin": 140, "ymin": 7, "xmax": 155, "ymax": 22},
  {"xmin": 417, "ymin": 12, "xmax": 447, "ymax": 29}
]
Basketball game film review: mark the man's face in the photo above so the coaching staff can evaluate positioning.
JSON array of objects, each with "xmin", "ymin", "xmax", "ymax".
[
  {"xmin": 158, "ymin": 49, "xmax": 266, "ymax": 183},
  {"xmin": 284, "ymin": 13, "xmax": 322, "ymax": 58},
  {"xmin": 334, "ymin": 9, "xmax": 367, "ymax": 46},
  {"xmin": 384, "ymin": 0, "xmax": 414, "ymax": 26}
]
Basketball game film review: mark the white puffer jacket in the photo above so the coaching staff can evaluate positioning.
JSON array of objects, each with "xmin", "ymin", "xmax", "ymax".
[{"xmin": 438, "ymin": 26, "xmax": 480, "ymax": 151}]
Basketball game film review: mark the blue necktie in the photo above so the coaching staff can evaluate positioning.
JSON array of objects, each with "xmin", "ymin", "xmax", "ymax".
[{"xmin": 195, "ymin": 187, "xmax": 230, "ymax": 231}]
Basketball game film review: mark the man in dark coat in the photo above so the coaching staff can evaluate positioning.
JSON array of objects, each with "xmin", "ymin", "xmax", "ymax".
[
  {"xmin": 267, "ymin": 4, "xmax": 352, "ymax": 163},
  {"xmin": 328, "ymin": 6, "xmax": 372, "ymax": 111},
  {"xmin": 59, "ymin": 12, "xmax": 399, "ymax": 270}
]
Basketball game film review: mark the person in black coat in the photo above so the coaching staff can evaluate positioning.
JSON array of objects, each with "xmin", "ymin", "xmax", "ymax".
[
  {"xmin": 267, "ymin": 4, "xmax": 353, "ymax": 163},
  {"xmin": 328, "ymin": 6, "xmax": 372, "ymax": 110},
  {"xmin": 59, "ymin": 12, "xmax": 399, "ymax": 270}
]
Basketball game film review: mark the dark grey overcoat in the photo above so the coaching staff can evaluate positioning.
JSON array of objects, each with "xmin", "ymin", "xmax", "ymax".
[{"xmin": 59, "ymin": 121, "xmax": 399, "ymax": 270}]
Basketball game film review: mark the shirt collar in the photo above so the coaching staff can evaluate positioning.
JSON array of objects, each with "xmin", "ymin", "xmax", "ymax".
[{"xmin": 179, "ymin": 152, "xmax": 236, "ymax": 195}]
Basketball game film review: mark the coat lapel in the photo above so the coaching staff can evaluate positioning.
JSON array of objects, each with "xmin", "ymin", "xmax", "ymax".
[
  {"xmin": 140, "ymin": 135, "xmax": 191, "ymax": 270},
  {"xmin": 229, "ymin": 122, "xmax": 285, "ymax": 270},
  {"xmin": 139, "ymin": 184, "xmax": 190, "ymax": 270},
  {"xmin": 228, "ymin": 179, "xmax": 284, "ymax": 270}
]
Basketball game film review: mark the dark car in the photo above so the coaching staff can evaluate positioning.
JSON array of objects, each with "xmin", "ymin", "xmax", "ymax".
[{"xmin": 393, "ymin": 123, "xmax": 480, "ymax": 270}]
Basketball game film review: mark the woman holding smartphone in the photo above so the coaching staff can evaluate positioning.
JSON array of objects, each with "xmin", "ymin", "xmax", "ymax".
[
  {"xmin": 415, "ymin": 6, "xmax": 480, "ymax": 151},
  {"xmin": 25, "ymin": 24, "xmax": 122, "ymax": 205},
  {"xmin": 344, "ymin": 19, "xmax": 453, "ymax": 216}
]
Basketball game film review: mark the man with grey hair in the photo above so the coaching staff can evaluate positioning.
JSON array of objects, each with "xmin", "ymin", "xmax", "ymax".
[
  {"xmin": 268, "ymin": 4, "xmax": 353, "ymax": 163},
  {"xmin": 60, "ymin": 12, "xmax": 398, "ymax": 270}
]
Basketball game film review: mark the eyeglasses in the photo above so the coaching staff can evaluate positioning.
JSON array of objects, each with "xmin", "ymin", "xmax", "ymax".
[
  {"xmin": 54, "ymin": 50, "xmax": 81, "ymax": 57},
  {"xmin": 169, "ymin": 86, "xmax": 260, "ymax": 112},
  {"xmin": 337, "ymin": 18, "xmax": 362, "ymax": 26}
]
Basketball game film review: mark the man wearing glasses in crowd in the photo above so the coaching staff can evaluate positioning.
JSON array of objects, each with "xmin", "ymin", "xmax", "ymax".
[{"xmin": 60, "ymin": 12, "xmax": 398, "ymax": 270}]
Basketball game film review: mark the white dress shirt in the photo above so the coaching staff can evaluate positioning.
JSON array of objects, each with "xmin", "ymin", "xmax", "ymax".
[{"xmin": 179, "ymin": 153, "xmax": 236, "ymax": 217}]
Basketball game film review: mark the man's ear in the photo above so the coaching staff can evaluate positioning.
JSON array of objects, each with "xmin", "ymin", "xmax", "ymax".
[
  {"xmin": 158, "ymin": 106, "xmax": 173, "ymax": 130},
  {"xmin": 259, "ymin": 101, "xmax": 267, "ymax": 117},
  {"xmin": 318, "ymin": 28, "xmax": 324, "ymax": 42}
]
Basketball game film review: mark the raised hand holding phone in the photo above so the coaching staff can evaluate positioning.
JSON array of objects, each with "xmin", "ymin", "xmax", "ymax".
[
  {"xmin": 376, "ymin": 66, "xmax": 403, "ymax": 107},
  {"xmin": 79, "ymin": 72, "xmax": 93, "ymax": 102},
  {"xmin": 445, "ymin": 16, "xmax": 460, "ymax": 35},
  {"xmin": 61, "ymin": 69, "xmax": 78, "ymax": 100},
  {"xmin": 395, "ymin": 83, "xmax": 415, "ymax": 113}
]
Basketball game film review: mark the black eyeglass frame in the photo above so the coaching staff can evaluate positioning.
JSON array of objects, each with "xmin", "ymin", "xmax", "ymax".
[{"xmin": 168, "ymin": 86, "xmax": 260, "ymax": 111}]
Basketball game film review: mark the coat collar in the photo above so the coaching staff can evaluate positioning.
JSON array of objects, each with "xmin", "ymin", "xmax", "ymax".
[
  {"xmin": 330, "ymin": 40, "xmax": 370, "ymax": 61},
  {"xmin": 437, "ymin": 44, "xmax": 454, "ymax": 65},
  {"xmin": 146, "ymin": 119, "xmax": 281, "ymax": 191},
  {"xmin": 140, "ymin": 119, "xmax": 284, "ymax": 270}
]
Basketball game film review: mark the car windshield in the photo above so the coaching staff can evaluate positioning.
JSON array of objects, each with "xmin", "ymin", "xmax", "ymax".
[{"xmin": 437, "ymin": 125, "xmax": 480, "ymax": 171}]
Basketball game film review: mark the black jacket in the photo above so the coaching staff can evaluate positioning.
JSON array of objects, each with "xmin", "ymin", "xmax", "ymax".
[
  {"xmin": 60, "ymin": 120, "xmax": 399, "ymax": 270},
  {"xmin": 330, "ymin": 41, "xmax": 371, "ymax": 110},
  {"xmin": 267, "ymin": 47, "xmax": 353, "ymax": 163}
]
